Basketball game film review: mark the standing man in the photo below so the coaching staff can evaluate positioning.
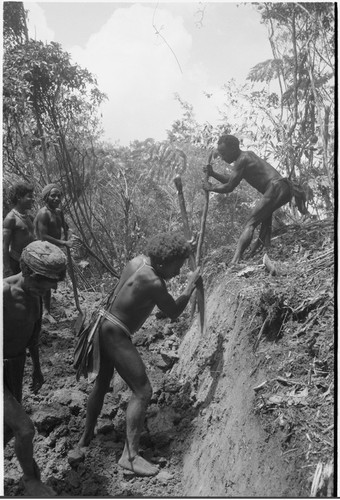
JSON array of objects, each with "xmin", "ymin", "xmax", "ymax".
[
  {"xmin": 74, "ymin": 232, "xmax": 201, "ymax": 477},
  {"xmin": 34, "ymin": 183, "xmax": 72, "ymax": 322},
  {"xmin": 3, "ymin": 182, "xmax": 35, "ymax": 277},
  {"xmin": 4, "ymin": 240, "xmax": 67, "ymax": 496},
  {"xmin": 203, "ymin": 134, "xmax": 308, "ymax": 265}
]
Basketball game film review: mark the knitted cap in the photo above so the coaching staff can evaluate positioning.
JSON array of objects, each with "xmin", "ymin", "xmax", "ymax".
[{"xmin": 21, "ymin": 241, "xmax": 67, "ymax": 280}]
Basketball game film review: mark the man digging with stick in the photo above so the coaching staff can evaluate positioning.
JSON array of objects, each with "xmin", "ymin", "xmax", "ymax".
[
  {"xmin": 203, "ymin": 134, "xmax": 308, "ymax": 265},
  {"xmin": 71, "ymin": 232, "xmax": 201, "ymax": 476},
  {"xmin": 3, "ymin": 241, "xmax": 67, "ymax": 496}
]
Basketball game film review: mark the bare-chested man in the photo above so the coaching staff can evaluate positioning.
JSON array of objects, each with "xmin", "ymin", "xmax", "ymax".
[
  {"xmin": 34, "ymin": 183, "xmax": 72, "ymax": 322},
  {"xmin": 3, "ymin": 182, "xmax": 35, "ymax": 278},
  {"xmin": 73, "ymin": 232, "xmax": 201, "ymax": 476},
  {"xmin": 4, "ymin": 240, "xmax": 67, "ymax": 496},
  {"xmin": 203, "ymin": 134, "xmax": 308, "ymax": 265}
]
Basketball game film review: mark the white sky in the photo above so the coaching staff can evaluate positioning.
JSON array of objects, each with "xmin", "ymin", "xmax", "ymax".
[{"xmin": 23, "ymin": 1, "xmax": 273, "ymax": 145}]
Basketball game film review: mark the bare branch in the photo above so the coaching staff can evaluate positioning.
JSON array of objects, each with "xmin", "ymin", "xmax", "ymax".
[{"xmin": 152, "ymin": 2, "xmax": 183, "ymax": 74}]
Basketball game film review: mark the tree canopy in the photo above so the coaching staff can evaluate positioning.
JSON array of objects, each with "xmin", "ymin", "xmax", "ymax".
[{"xmin": 3, "ymin": 2, "xmax": 334, "ymax": 284}]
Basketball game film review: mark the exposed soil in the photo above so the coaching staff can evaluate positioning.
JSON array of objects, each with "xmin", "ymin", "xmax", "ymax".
[{"xmin": 4, "ymin": 218, "xmax": 335, "ymax": 497}]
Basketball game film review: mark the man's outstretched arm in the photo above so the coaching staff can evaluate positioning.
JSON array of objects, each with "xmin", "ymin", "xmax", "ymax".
[
  {"xmin": 203, "ymin": 164, "xmax": 230, "ymax": 184},
  {"xmin": 210, "ymin": 171, "xmax": 231, "ymax": 184},
  {"xmin": 203, "ymin": 162, "xmax": 244, "ymax": 194},
  {"xmin": 203, "ymin": 171, "xmax": 243, "ymax": 193},
  {"xmin": 27, "ymin": 311, "xmax": 45, "ymax": 394},
  {"xmin": 152, "ymin": 268, "xmax": 201, "ymax": 320}
]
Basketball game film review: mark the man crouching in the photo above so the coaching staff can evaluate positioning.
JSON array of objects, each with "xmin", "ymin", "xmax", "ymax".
[
  {"xmin": 3, "ymin": 240, "xmax": 67, "ymax": 496},
  {"xmin": 76, "ymin": 232, "xmax": 201, "ymax": 476}
]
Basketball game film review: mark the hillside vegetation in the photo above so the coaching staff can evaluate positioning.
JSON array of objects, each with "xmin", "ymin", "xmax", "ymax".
[{"xmin": 3, "ymin": 3, "xmax": 335, "ymax": 496}]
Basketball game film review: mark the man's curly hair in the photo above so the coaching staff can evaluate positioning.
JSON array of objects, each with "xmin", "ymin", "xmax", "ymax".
[
  {"xmin": 9, "ymin": 182, "xmax": 34, "ymax": 205},
  {"xmin": 146, "ymin": 232, "xmax": 190, "ymax": 265},
  {"xmin": 218, "ymin": 134, "xmax": 240, "ymax": 155}
]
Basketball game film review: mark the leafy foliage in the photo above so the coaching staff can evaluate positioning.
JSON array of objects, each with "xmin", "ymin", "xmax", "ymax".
[
  {"xmin": 247, "ymin": 2, "xmax": 335, "ymax": 212},
  {"xmin": 2, "ymin": 4, "xmax": 334, "ymax": 288}
]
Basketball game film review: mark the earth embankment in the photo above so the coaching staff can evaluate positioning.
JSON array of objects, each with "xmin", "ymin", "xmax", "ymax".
[{"xmin": 4, "ymin": 219, "xmax": 334, "ymax": 497}]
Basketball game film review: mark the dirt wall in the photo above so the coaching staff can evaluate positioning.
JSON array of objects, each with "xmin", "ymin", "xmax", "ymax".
[{"xmin": 173, "ymin": 275, "xmax": 302, "ymax": 497}]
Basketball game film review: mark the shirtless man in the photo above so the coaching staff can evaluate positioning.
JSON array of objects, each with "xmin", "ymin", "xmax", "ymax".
[
  {"xmin": 3, "ymin": 240, "xmax": 67, "ymax": 496},
  {"xmin": 203, "ymin": 134, "xmax": 308, "ymax": 265},
  {"xmin": 34, "ymin": 183, "xmax": 72, "ymax": 322},
  {"xmin": 3, "ymin": 182, "xmax": 35, "ymax": 277},
  {"xmin": 75, "ymin": 232, "xmax": 201, "ymax": 476}
]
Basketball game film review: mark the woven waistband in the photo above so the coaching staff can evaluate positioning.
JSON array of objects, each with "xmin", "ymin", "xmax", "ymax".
[{"xmin": 99, "ymin": 309, "xmax": 132, "ymax": 338}]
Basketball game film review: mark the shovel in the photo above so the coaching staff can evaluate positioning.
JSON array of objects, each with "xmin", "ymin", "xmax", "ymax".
[
  {"xmin": 61, "ymin": 212, "xmax": 85, "ymax": 334},
  {"xmin": 174, "ymin": 175, "xmax": 206, "ymax": 334}
]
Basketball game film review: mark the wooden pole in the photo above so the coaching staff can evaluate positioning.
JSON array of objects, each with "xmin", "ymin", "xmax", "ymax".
[{"xmin": 174, "ymin": 175, "xmax": 206, "ymax": 334}]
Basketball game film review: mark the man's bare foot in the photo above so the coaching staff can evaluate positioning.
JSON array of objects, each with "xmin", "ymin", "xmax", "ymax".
[
  {"xmin": 43, "ymin": 312, "xmax": 56, "ymax": 324},
  {"xmin": 78, "ymin": 431, "xmax": 94, "ymax": 448},
  {"xmin": 118, "ymin": 454, "xmax": 159, "ymax": 476},
  {"xmin": 22, "ymin": 476, "xmax": 56, "ymax": 497}
]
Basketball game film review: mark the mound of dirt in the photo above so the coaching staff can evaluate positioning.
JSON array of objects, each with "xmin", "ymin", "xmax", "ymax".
[{"xmin": 4, "ymin": 218, "xmax": 334, "ymax": 497}]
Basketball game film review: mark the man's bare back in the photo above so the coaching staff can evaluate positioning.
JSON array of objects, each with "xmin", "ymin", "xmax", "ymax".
[
  {"xmin": 3, "ymin": 276, "xmax": 41, "ymax": 358},
  {"xmin": 110, "ymin": 255, "xmax": 177, "ymax": 333},
  {"xmin": 236, "ymin": 151, "xmax": 283, "ymax": 194}
]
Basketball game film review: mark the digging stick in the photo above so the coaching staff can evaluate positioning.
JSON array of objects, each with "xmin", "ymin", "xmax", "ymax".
[
  {"xmin": 174, "ymin": 175, "xmax": 206, "ymax": 334},
  {"xmin": 61, "ymin": 211, "xmax": 85, "ymax": 334},
  {"xmin": 196, "ymin": 150, "xmax": 214, "ymax": 267}
]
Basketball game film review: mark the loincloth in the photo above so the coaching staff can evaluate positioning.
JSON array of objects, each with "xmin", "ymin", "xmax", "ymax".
[
  {"xmin": 73, "ymin": 308, "xmax": 131, "ymax": 383},
  {"xmin": 271, "ymin": 177, "xmax": 294, "ymax": 199},
  {"xmin": 3, "ymin": 353, "xmax": 26, "ymax": 403},
  {"xmin": 99, "ymin": 309, "xmax": 132, "ymax": 338}
]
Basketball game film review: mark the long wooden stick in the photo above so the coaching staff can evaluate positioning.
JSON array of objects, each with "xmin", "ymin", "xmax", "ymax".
[
  {"xmin": 61, "ymin": 211, "xmax": 86, "ymax": 334},
  {"xmin": 61, "ymin": 211, "xmax": 82, "ymax": 313},
  {"xmin": 174, "ymin": 175, "xmax": 206, "ymax": 334},
  {"xmin": 196, "ymin": 150, "xmax": 214, "ymax": 266}
]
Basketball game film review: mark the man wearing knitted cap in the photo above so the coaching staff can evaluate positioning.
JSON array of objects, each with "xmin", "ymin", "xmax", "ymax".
[
  {"xmin": 34, "ymin": 183, "xmax": 72, "ymax": 322},
  {"xmin": 3, "ymin": 240, "xmax": 67, "ymax": 496}
]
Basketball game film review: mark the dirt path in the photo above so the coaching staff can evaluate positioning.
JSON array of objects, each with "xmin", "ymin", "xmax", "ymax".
[{"xmin": 4, "ymin": 286, "xmax": 192, "ymax": 497}]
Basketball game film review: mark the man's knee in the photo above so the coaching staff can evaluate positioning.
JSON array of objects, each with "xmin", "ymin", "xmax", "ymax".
[
  {"xmin": 15, "ymin": 419, "xmax": 35, "ymax": 443},
  {"xmin": 135, "ymin": 380, "xmax": 152, "ymax": 402}
]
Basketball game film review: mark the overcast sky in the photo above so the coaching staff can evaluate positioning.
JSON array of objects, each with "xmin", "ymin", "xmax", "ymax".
[{"xmin": 24, "ymin": 1, "xmax": 273, "ymax": 145}]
